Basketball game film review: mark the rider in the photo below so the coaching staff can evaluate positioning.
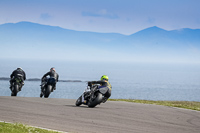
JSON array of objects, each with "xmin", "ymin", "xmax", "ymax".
[
  {"xmin": 10, "ymin": 67, "xmax": 26, "ymax": 90},
  {"xmin": 87, "ymin": 75, "xmax": 112, "ymax": 103},
  {"xmin": 40, "ymin": 67, "xmax": 59, "ymax": 97}
]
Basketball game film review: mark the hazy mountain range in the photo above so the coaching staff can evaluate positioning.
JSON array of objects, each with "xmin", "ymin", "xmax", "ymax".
[{"xmin": 0, "ymin": 21, "xmax": 200, "ymax": 63}]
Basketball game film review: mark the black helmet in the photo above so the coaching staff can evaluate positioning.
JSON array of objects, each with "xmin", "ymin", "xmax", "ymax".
[
  {"xmin": 17, "ymin": 67, "xmax": 22, "ymax": 70},
  {"xmin": 50, "ymin": 67, "xmax": 55, "ymax": 72}
]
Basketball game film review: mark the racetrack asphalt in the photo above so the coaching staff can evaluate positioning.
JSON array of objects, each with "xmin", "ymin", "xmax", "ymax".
[{"xmin": 0, "ymin": 96, "xmax": 200, "ymax": 133}]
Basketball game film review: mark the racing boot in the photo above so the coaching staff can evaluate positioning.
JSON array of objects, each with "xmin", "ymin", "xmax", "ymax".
[
  {"xmin": 102, "ymin": 97, "xmax": 108, "ymax": 103},
  {"xmin": 51, "ymin": 85, "xmax": 56, "ymax": 92}
]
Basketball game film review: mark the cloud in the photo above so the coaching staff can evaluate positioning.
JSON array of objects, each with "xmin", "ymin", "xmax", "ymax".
[
  {"xmin": 39, "ymin": 13, "xmax": 52, "ymax": 21},
  {"xmin": 82, "ymin": 9, "xmax": 119, "ymax": 19}
]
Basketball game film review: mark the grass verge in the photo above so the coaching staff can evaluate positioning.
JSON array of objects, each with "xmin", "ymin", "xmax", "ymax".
[
  {"xmin": 109, "ymin": 99, "xmax": 200, "ymax": 111},
  {"xmin": 0, "ymin": 122, "xmax": 61, "ymax": 133}
]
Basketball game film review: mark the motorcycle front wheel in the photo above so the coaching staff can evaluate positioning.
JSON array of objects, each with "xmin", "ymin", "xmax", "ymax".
[{"xmin": 76, "ymin": 96, "xmax": 82, "ymax": 106}]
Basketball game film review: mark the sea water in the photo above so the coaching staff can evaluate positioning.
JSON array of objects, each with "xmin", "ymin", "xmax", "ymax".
[{"xmin": 0, "ymin": 59, "xmax": 200, "ymax": 101}]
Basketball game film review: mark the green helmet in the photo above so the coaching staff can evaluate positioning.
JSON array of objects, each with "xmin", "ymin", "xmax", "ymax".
[{"xmin": 101, "ymin": 75, "xmax": 109, "ymax": 81}]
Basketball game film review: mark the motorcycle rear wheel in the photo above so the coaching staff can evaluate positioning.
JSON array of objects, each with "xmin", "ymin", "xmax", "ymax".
[
  {"xmin": 11, "ymin": 84, "xmax": 19, "ymax": 96},
  {"xmin": 88, "ymin": 93, "xmax": 103, "ymax": 108},
  {"xmin": 44, "ymin": 85, "xmax": 52, "ymax": 98}
]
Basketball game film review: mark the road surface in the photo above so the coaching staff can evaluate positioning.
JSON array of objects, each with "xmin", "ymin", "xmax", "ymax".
[{"xmin": 0, "ymin": 96, "xmax": 199, "ymax": 133}]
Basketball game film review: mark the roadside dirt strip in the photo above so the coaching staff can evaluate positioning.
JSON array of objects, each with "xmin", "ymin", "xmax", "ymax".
[{"xmin": 0, "ymin": 96, "xmax": 199, "ymax": 133}]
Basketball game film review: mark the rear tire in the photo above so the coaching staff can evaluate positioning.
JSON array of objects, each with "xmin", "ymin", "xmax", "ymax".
[
  {"xmin": 44, "ymin": 85, "xmax": 52, "ymax": 98},
  {"xmin": 88, "ymin": 93, "xmax": 103, "ymax": 108},
  {"xmin": 11, "ymin": 84, "xmax": 19, "ymax": 96}
]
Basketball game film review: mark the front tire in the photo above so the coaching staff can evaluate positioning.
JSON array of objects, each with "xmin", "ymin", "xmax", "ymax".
[{"xmin": 76, "ymin": 96, "xmax": 82, "ymax": 106}]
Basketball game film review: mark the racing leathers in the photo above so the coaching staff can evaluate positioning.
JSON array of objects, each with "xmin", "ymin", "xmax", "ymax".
[
  {"xmin": 10, "ymin": 68, "xmax": 26, "ymax": 90},
  {"xmin": 41, "ymin": 70, "xmax": 59, "ymax": 93},
  {"xmin": 88, "ymin": 79, "xmax": 112, "ymax": 103}
]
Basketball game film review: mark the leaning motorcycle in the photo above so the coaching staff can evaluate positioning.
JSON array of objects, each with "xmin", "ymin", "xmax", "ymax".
[
  {"xmin": 76, "ymin": 83, "xmax": 108, "ymax": 108},
  {"xmin": 10, "ymin": 77, "xmax": 23, "ymax": 96},
  {"xmin": 40, "ymin": 77, "xmax": 56, "ymax": 98}
]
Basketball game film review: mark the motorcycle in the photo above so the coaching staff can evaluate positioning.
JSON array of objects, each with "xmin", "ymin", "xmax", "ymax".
[
  {"xmin": 40, "ymin": 77, "xmax": 56, "ymax": 98},
  {"xmin": 10, "ymin": 77, "xmax": 23, "ymax": 96},
  {"xmin": 76, "ymin": 83, "xmax": 108, "ymax": 108}
]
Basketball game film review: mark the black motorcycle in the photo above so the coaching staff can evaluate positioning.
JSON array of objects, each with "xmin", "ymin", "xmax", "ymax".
[
  {"xmin": 10, "ymin": 77, "xmax": 23, "ymax": 96},
  {"xmin": 40, "ymin": 77, "xmax": 56, "ymax": 98},
  {"xmin": 76, "ymin": 83, "xmax": 108, "ymax": 108}
]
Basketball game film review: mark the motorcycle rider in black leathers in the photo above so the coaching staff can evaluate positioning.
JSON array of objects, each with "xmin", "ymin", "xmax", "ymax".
[
  {"xmin": 10, "ymin": 67, "xmax": 26, "ymax": 91},
  {"xmin": 87, "ymin": 75, "xmax": 112, "ymax": 103},
  {"xmin": 40, "ymin": 67, "xmax": 59, "ymax": 97}
]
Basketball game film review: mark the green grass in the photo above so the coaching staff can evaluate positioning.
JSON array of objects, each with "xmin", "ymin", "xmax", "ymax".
[
  {"xmin": 109, "ymin": 99, "xmax": 200, "ymax": 111},
  {"xmin": 0, "ymin": 122, "xmax": 61, "ymax": 133}
]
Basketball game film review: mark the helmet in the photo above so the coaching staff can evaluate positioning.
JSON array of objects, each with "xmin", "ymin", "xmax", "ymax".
[
  {"xmin": 101, "ymin": 75, "xmax": 109, "ymax": 81},
  {"xmin": 17, "ymin": 67, "xmax": 22, "ymax": 70},
  {"xmin": 50, "ymin": 67, "xmax": 56, "ymax": 72}
]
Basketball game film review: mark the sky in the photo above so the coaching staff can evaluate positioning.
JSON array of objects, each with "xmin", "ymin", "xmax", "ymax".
[{"xmin": 0, "ymin": 0, "xmax": 200, "ymax": 35}]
